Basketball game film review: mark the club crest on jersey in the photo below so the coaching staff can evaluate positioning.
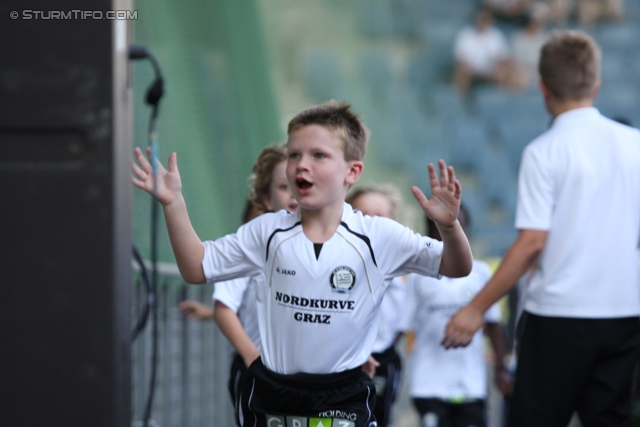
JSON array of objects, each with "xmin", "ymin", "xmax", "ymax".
[{"xmin": 329, "ymin": 266, "xmax": 356, "ymax": 293}]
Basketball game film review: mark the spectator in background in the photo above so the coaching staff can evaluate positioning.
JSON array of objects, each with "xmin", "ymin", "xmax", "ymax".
[
  {"xmin": 510, "ymin": 8, "xmax": 550, "ymax": 89},
  {"xmin": 452, "ymin": 9, "xmax": 522, "ymax": 93},
  {"xmin": 579, "ymin": 0, "xmax": 624, "ymax": 25},
  {"xmin": 547, "ymin": 0, "xmax": 624, "ymax": 26},
  {"xmin": 482, "ymin": 0, "xmax": 534, "ymax": 24}
]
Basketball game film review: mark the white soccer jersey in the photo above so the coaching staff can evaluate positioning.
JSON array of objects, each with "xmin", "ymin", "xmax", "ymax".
[
  {"xmin": 372, "ymin": 276, "xmax": 406, "ymax": 353},
  {"xmin": 212, "ymin": 276, "xmax": 261, "ymax": 350},
  {"xmin": 202, "ymin": 203, "xmax": 443, "ymax": 374},
  {"xmin": 403, "ymin": 260, "xmax": 501, "ymax": 399}
]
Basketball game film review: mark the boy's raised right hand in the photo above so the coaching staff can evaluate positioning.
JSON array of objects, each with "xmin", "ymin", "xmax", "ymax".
[
  {"xmin": 132, "ymin": 147, "xmax": 182, "ymax": 206},
  {"xmin": 132, "ymin": 147, "xmax": 206, "ymax": 284}
]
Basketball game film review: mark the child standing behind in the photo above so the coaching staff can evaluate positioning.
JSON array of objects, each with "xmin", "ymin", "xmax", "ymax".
[
  {"xmin": 346, "ymin": 183, "xmax": 407, "ymax": 427},
  {"xmin": 403, "ymin": 206, "xmax": 510, "ymax": 427},
  {"xmin": 132, "ymin": 100, "xmax": 472, "ymax": 427},
  {"xmin": 179, "ymin": 144, "xmax": 297, "ymax": 427}
]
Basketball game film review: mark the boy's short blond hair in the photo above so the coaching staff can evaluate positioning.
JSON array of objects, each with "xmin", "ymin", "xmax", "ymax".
[
  {"xmin": 248, "ymin": 143, "xmax": 287, "ymax": 213},
  {"xmin": 539, "ymin": 30, "xmax": 601, "ymax": 101},
  {"xmin": 346, "ymin": 182, "xmax": 403, "ymax": 220},
  {"xmin": 287, "ymin": 100, "xmax": 370, "ymax": 161}
]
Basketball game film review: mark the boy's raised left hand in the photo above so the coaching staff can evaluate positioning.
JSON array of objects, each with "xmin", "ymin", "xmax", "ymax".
[{"xmin": 411, "ymin": 159, "xmax": 461, "ymax": 228}]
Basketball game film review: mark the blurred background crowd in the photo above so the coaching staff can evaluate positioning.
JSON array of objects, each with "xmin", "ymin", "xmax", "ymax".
[{"xmin": 133, "ymin": 0, "xmax": 640, "ymax": 262}]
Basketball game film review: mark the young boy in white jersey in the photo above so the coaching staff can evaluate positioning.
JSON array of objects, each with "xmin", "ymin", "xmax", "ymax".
[
  {"xmin": 179, "ymin": 144, "xmax": 297, "ymax": 427},
  {"xmin": 443, "ymin": 31, "xmax": 640, "ymax": 427},
  {"xmin": 404, "ymin": 205, "xmax": 510, "ymax": 427},
  {"xmin": 132, "ymin": 100, "xmax": 473, "ymax": 427},
  {"xmin": 346, "ymin": 183, "xmax": 407, "ymax": 427}
]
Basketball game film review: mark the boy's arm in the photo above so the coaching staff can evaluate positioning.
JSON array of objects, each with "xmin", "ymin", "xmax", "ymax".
[
  {"xmin": 443, "ymin": 229, "xmax": 547, "ymax": 348},
  {"xmin": 435, "ymin": 220, "xmax": 472, "ymax": 277},
  {"xmin": 178, "ymin": 300, "xmax": 215, "ymax": 319},
  {"xmin": 132, "ymin": 148, "xmax": 206, "ymax": 284},
  {"xmin": 213, "ymin": 301, "xmax": 260, "ymax": 367},
  {"xmin": 411, "ymin": 160, "xmax": 472, "ymax": 277},
  {"xmin": 163, "ymin": 195, "xmax": 205, "ymax": 283},
  {"xmin": 362, "ymin": 356, "xmax": 380, "ymax": 379}
]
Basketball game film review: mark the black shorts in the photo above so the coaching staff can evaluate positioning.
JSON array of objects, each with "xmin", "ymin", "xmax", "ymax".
[
  {"xmin": 412, "ymin": 397, "xmax": 486, "ymax": 427},
  {"xmin": 371, "ymin": 345, "xmax": 402, "ymax": 427},
  {"xmin": 240, "ymin": 358, "xmax": 377, "ymax": 427},
  {"xmin": 508, "ymin": 312, "xmax": 640, "ymax": 427},
  {"xmin": 228, "ymin": 352, "xmax": 247, "ymax": 427}
]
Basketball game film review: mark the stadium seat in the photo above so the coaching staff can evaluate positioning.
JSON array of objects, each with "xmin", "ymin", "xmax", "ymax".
[
  {"xmin": 431, "ymin": 85, "xmax": 468, "ymax": 118},
  {"xmin": 359, "ymin": 52, "xmax": 395, "ymax": 103},
  {"xmin": 445, "ymin": 116, "xmax": 491, "ymax": 171},
  {"xmin": 496, "ymin": 115, "xmax": 550, "ymax": 172},
  {"xmin": 595, "ymin": 82, "xmax": 639, "ymax": 120},
  {"xmin": 303, "ymin": 52, "xmax": 345, "ymax": 103}
]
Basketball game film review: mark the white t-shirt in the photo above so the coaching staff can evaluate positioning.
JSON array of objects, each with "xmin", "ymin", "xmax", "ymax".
[
  {"xmin": 202, "ymin": 203, "xmax": 444, "ymax": 374},
  {"xmin": 403, "ymin": 260, "xmax": 501, "ymax": 399},
  {"xmin": 516, "ymin": 107, "xmax": 640, "ymax": 318},
  {"xmin": 372, "ymin": 276, "xmax": 406, "ymax": 354},
  {"xmin": 454, "ymin": 26, "xmax": 510, "ymax": 75},
  {"xmin": 212, "ymin": 276, "xmax": 261, "ymax": 350}
]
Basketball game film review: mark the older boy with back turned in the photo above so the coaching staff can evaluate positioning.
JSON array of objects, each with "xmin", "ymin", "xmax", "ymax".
[
  {"xmin": 132, "ymin": 101, "xmax": 472, "ymax": 427},
  {"xmin": 444, "ymin": 30, "xmax": 640, "ymax": 427}
]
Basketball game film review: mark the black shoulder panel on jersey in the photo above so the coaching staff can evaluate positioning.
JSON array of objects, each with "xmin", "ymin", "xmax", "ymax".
[
  {"xmin": 265, "ymin": 222, "xmax": 302, "ymax": 261},
  {"xmin": 339, "ymin": 221, "xmax": 377, "ymax": 267}
]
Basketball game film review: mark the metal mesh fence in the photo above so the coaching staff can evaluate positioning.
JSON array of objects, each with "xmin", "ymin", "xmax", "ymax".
[{"xmin": 131, "ymin": 266, "xmax": 235, "ymax": 427}]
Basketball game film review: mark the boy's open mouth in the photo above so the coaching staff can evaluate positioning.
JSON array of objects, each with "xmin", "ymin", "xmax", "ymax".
[{"xmin": 295, "ymin": 178, "xmax": 312, "ymax": 190}]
